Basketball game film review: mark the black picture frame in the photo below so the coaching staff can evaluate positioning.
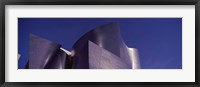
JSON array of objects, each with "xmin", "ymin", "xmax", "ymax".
[{"xmin": 0, "ymin": 0, "xmax": 199, "ymax": 87}]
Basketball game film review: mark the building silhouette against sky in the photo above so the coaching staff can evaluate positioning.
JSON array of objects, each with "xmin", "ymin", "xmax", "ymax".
[{"xmin": 25, "ymin": 22, "xmax": 140, "ymax": 69}]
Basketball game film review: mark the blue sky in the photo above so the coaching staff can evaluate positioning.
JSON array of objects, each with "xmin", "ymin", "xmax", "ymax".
[{"xmin": 18, "ymin": 18, "xmax": 182, "ymax": 69}]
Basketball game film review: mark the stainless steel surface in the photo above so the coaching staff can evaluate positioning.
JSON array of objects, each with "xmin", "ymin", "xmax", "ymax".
[{"xmin": 26, "ymin": 22, "xmax": 140, "ymax": 69}]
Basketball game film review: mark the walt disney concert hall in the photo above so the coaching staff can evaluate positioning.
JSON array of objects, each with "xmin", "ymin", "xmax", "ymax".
[{"xmin": 25, "ymin": 22, "xmax": 140, "ymax": 69}]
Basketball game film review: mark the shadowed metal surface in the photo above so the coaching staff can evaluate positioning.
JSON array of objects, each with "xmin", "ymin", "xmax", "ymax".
[
  {"xmin": 27, "ymin": 22, "xmax": 140, "ymax": 69},
  {"xmin": 28, "ymin": 34, "xmax": 69, "ymax": 69},
  {"xmin": 72, "ymin": 22, "xmax": 138, "ymax": 69},
  {"xmin": 89, "ymin": 41, "xmax": 130, "ymax": 69}
]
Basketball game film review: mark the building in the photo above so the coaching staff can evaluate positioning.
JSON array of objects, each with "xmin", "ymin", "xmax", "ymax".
[{"xmin": 26, "ymin": 22, "xmax": 140, "ymax": 69}]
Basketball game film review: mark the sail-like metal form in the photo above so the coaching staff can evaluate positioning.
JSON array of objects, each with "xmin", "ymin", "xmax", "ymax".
[
  {"xmin": 28, "ymin": 34, "xmax": 69, "ymax": 69},
  {"xmin": 72, "ymin": 22, "xmax": 137, "ymax": 69},
  {"xmin": 26, "ymin": 22, "xmax": 140, "ymax": 69}
]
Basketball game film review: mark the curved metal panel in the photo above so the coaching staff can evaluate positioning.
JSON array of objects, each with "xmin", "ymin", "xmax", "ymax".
[
  {"xmin": 72, "ymin": 22, "xmax": 135, "ymax": 69},
  {"xmin": 26, "ymin": 22, "xmax": 140, "ymax": 69}
]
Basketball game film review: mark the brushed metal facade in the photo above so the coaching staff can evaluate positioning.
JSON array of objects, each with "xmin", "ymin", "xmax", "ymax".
[
  {"xmin": 72, "ymin": 22, "xmax": 135, "ymax": 69},
  {"xmin": 26, "ymin": 22, "xmax": 140, "ymax": 69},
  {"xmin": 89, "ymin": 41, "xmax": 130, "ymax": 69}
]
